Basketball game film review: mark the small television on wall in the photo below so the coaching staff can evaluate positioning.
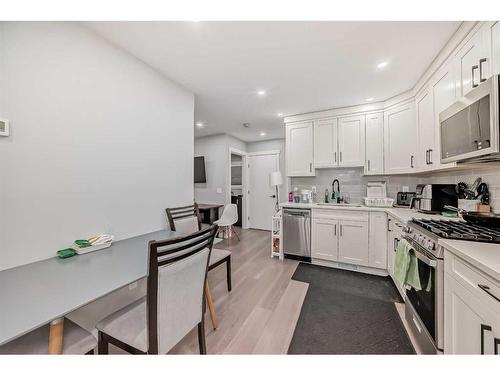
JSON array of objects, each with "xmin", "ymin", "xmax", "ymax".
[{"xmin": 194, "ymin": 156, "xmax": 206, "ymax": 183}]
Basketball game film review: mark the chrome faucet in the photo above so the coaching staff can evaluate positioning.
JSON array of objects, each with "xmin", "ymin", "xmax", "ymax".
[{"xmin": 331, "ymin": 179, "xmax": 342, "ymax": 203}]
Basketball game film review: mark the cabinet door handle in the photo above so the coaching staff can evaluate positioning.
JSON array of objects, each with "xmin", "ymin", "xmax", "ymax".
[
  {"xmin": 481, "ymin": 324, "xmax": 492, "ymax": 354},
  {"xmin": 340, "ymin": 224, "xmax": 343, "ymax": 236},
  {"xmin": 410, "ymin": 155, "xmax": 414, "ymax": 168},
  {"xmin": 478, "ymin": 284, "xmax": 500, "ymax": 302},
  {"xmin": 479, "ymin": 58, "xmax": 487, "ymax": 83},
  {"xmin": 334, "ymin": 224, "xmax": 337, "ymax": 236},
  {"xmin": 334, "ymin": 152, "xmax": 337, "ymax": 163},
  {"xmin": 367, "ymin": 159, "xmax": 371, "ymax": 171},
  {"xmin": 340, "ymin": 151, "xmax": 342, "ymax": 163},
  {"xmin": 428, "ymin": 149, "xmax": 433, "ymax": 165},
  {"xmin": 495, "ymin": 338, "xmax": 500, "ymax": 355},
  {"xmin": 472, "ymin": 65, "xmax": 479, "ymax": 88},
  {"xmin": 425, "ymin": 150, "xmax": 429, "ymax": 165},
  {"xmin": 309, "ymin": 163, "xmax": 312, "ymax": 172}
]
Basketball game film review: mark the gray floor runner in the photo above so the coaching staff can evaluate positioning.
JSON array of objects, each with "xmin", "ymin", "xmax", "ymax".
[{"xmin": 289, "ymin": 263, "xmax": 415, "ymax": 354}]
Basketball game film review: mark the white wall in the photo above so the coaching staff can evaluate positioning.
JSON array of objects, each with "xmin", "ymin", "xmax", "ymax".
[
  {"xmin": 0, "ymin": 22, "xmax": 194, "ymax": 271},
  {"xmin": 194, "ymin": 134, "xmax": 247, "ymax": 205}
]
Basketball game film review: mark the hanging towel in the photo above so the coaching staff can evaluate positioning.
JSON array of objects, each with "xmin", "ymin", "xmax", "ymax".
[{"xmin": 394, "ymin": 238, "xmax": 422, "ymax": 291}]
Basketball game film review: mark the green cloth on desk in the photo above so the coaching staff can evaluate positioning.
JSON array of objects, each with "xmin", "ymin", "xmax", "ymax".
[{"xmin": 394, "ymin": 238, "xmax": 422, "ymax": 291}]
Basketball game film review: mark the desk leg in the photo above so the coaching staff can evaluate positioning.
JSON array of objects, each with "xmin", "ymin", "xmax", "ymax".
[
  {"xmin": 205, "ymin": 281, "xmax": 218, "ymax": 330},
  {"xmin": 48, "ymin": 318, "xmax": 64, "ymax": 354}
]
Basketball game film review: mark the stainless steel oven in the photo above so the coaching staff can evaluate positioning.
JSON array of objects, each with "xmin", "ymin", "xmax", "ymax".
[
  {"xmin": 439, "ymin": 74, "xmax": 500, "ymax": 163},
  {"xmin": 402, "ymin": 226, "xmax": 445, "ymax": 353}
]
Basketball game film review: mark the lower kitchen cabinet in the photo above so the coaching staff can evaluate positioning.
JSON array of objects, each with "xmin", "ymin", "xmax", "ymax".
[
  {"xmin": 368, "ymin": 212, "xmax": 387, "ymax": 269},
  {"xmin": 311, "ymin": 218, "xmax": 338, "ymax": 261},
  {"xmin": 444, "ymin": 250, "xmax": 500, "ymax": 354},
  {"xmin": 338, "ymin": 220, "xmax": 369, "ymax": 266}
]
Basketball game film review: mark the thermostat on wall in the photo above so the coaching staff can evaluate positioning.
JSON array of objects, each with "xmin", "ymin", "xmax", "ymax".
[{"xmin": 0, "ymin": 119, "xmax": 9, "ymax": 136}]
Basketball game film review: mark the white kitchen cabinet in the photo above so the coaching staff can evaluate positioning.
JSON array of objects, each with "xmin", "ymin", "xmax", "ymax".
[
  {"xmin": 338, "ymin": 220, "xmax": 369, "ymax": 266},
  {"xmin": 364, "ymin": 113, "xmax": 384, "ymax": 175},
  {"xmin": 455, "ymin": 27, "xmax": 488, "ymax": 97},
  {"xmin": 387, "ymin": 216, "xmax": 405, "ymax": 299},
  {"xmin": 432, "ymin": 62, "xmax": 456, "ymax": 168},
  {"xmin": 338, "ymin": 115, "xmax": 365, "ymax": 167},
  {"xmin": 313, "ymin": 119, "xmax": 338, "ymax": 168},
  {"xmin": 311, "ymin": 218, "xmax": 338, "ymax": 261},
  {"xmin": 444, "ymin": 250, "xmax": 500, "ymax": 354},
  {"xmin": 286, "ymin": 121, "xmax": 315, "ymax": 176},
  {"xmin": 368, "ymin": 212, "xmax": 387, "ymax": 269},
  {"xmin": 444, "ymin": 274, "xmax": 500, "ymax": 354},
  {"xmin": 416, "ymin": 88, "xmax": 435, "ymax": 171},
  {"xmin": 488, "ymin": 22, "xmax": 500, "ymax": 75},
  {"xmin": 384, "ymin": 102, "xmax": 417, "ymax": 174}
]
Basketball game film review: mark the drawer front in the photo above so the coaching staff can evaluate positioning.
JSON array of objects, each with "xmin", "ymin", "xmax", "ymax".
[
  {"xmin": 312, "ymin": 209, "xmax": 369, "ymax": 222},
  {"xmin": 445, "ymin": 250, "xmax": 500, "ymax": 315}
]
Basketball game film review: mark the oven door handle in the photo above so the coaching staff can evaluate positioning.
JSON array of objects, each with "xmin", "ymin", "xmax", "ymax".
[{"xmin": 404, "ymin": 237, "xmax": 438, "ymax": 268}]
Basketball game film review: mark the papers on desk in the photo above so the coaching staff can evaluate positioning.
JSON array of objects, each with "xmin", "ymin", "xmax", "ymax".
[{"xmin": 73, "ymin": 234, "xmax": 114, "ymax": 255}]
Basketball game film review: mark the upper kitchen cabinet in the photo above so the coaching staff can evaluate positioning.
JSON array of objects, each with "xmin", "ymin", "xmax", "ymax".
[
  {"xmin": 384, "ymin": 102, "xmax": 417, "ymax": 174},
  {"xmin": 482, "ymin": 21, "xmax": 500, "ymax": 76},
  {"xmin": 286, "ymin": 121, "xmax": 315, "ymax": 176},
  {"xmin": 455, "ymin": 25, "xmax": 490, "ymax": 97},
  {"xmin": 416, "ymin": 88, "xmax": 435, "ymax": 171},
  {"xmin": 313, "ymin": 119, "xmax": 338, "ymax": 168},
  {"xmin": 364, "ymin": 112, "xmax": 384, "ymax": 175},
  {"xmin": 338, "ymin": 115, "xmax": 365, "ymax": 167},
  {"xmin": 432, "ymin": 62, "xmax": 457, "ymax": 169}
]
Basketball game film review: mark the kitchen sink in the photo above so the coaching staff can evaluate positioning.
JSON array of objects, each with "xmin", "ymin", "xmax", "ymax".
[{"xmin": 316, "ymin": 203, "xmax": 362, "ymax": 207}]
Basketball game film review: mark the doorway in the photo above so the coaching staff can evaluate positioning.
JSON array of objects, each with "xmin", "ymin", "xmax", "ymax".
[
  {"xmin": 228, "ymin": 148, "xmax": 247, "ymax": 228},
  {"xmin": 247, "ymin": 151, "xmax": 280, "ymax": 231}
]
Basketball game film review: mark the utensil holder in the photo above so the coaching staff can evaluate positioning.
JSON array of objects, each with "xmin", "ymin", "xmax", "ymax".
[{"xmin": 458, "ymin": 199, "xmax": 480, "ymax": 212}]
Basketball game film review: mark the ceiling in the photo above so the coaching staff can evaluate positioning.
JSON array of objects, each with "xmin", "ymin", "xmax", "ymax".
[{"xmin": 85, "ymin": 21, "xmax": 461, "ymax": 142}]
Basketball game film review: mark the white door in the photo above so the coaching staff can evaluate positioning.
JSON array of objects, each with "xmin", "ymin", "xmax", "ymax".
[
  {"xmin": 285, "ymin": 122, "xmax": 315, "ymax": 176},
  {"xmin": 455, "ymin": 30, "xmax": 484, "ymax": 97},
  {"xmin": 338, "ymin": 115, "xmax": 365, "ymax": 167},
  {"xmin": 384, "ymin": 102, "xmax": 417, "ymax": 174},
  {"xmin": 432, "ymin": 63, "xmax": 456, "ymax": 168},
  {"xmin": 364, "ymin": 113, "xmax": 384, "ymax": 175},
  {"xmin": 248, "ymin": 153, "xmax": 279, "ymax": 231},
  {"xmin": 444, "ymin": 275, "xmax": 500, "ymax": 354},
  {"xmin": 311, "ymin": 218, "xmax": 339, "ymax": 261},
  {"xmin": 416, "ymin": 88, "xmax": 435, "ymax": 170},
  {"xmin": 313, "ymin": 119, "xmax": 338, "ymax": 168},
  {"xmin": 338, "ymin": 220, "xmax": 369, "ymax": 266}
]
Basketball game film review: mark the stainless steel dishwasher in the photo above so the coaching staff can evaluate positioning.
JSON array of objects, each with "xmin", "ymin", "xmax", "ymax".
[{"xmin": 283, "ymin": 208, "xmax": 311, "ymax": 261}]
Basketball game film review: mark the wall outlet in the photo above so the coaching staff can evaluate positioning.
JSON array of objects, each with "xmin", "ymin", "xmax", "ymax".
[
  {"xmin": 216, "ymin": 187, "xmax": 223, "ymax": 194},
  {"xmin": 402, "ymin": 186, "xmax": 409, "ymax": 192},
  {"xmin": 0, "ymin": 118, "xmax": 10, "ymax": 136},
  {"xmin": 129, "ymin": 281, "xmax": 138, "ymax": 290}
]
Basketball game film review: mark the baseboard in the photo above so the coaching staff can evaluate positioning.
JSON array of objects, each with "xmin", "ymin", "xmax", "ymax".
[{"xmin": 311, "ymin": 258, "xmax": 389, "ymax": 277}]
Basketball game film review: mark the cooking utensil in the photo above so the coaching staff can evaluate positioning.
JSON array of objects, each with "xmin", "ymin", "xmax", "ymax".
[
  {"xmin": 469, "ymin": 177, "xmax": 482, "ymax": 195},
  {"xmin": 444, "ymin": 205, "xmax": 500, "ymax": 228},
  {"xmin": 456, "ymin": 182, "xmax": 468, "ymax": 199},
  {"xmin": 475, "ymin": 182, "xmax": 488, "ymax": 200}
]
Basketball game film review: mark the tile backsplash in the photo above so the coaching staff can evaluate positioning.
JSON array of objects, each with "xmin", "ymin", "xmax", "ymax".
[
  {"xmin": 291, "ymin": 168, "xmax": 420, "ymax": 205},
  {"xmin": 290, "ymin": 162, "xmax": 500, "ymax": 212}
]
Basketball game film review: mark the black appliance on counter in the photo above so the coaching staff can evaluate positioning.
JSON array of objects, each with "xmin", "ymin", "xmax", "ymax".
[
  {"xmin": 396, "ymin": 191, "xmax": 416, "ymax": 206},
  {"xmin": 231, "ymin": 194, "xmax": 242, "ymax": 227},
  {"xmin": 410, "ymin": 184, "xmax": 457, "ymax": 214}
]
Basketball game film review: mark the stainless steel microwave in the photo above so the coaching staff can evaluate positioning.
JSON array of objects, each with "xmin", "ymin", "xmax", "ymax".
[{"xmin": 439, "ymin": 74, "xmax": 500, "ymax": 163}]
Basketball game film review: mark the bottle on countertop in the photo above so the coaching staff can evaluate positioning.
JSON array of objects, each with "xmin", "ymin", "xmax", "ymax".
[
  {"xmin": 311, "ymin": 186, "xmax": 318, "ymax": 203},
  {"xmin": 324, "ymin": 188, "xmax": 329, "ymax": 203},
  {"xmin": 288, "ymin": 191, "xmax": 293, "ymax": 202}
]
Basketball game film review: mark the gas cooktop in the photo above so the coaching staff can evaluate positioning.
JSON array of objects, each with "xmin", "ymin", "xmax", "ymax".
[{"xmin": 410, "ymin": 219, "xmax": 500, "ymax": 244}]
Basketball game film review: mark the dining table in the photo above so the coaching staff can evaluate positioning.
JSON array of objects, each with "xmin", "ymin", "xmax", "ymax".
[{"xmin": 0, "ymin": 229, "xmax": 222, "ymax": 354}]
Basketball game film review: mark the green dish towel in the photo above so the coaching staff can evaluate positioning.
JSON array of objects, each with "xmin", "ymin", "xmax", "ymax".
[{"xmin": 394, "ymin": 238, "xmax": 422, "ymax": 291}]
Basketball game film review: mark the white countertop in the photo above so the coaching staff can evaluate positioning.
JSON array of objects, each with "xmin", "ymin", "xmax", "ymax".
[
  {"xmin": 440, "ymin": 239, "xmax": 500, "ymax": 282},
  {"xmin": 279, "ymin": 202, "xmax": 459, "ymax": 224}
]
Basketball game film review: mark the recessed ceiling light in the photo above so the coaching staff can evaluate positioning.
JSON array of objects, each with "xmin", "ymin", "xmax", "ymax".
[
  {"xmin": 277, "ymin": 112, "xmax": 284, "ymax": 117},
  {"xmin": 365, "ymin": 97, "xmax": 374, "ymax": 102},
  {"xmin": 260, "ymin": 132, "xmax": 266, "ymax": 136},
  {"xmin": 195, "ymin": 122, "xmax": 204, "ymax": 127},
  {"xmin": 257, "ymin": 90, "xmax": 266, "ymax": 96},
  {"xmin": 377, "ymin": 61, "xmax": 388, "ymax": 69}
]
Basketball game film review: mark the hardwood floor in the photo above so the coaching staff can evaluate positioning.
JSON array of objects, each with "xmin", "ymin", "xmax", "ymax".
[{"xmin": 169, "ymin": 227, "xmax": 304, "ymax": 354}]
